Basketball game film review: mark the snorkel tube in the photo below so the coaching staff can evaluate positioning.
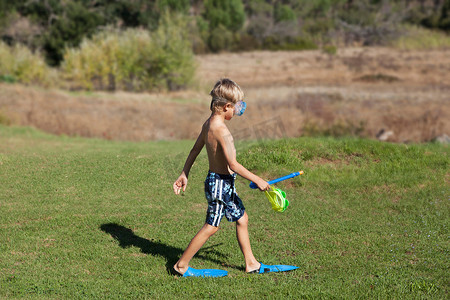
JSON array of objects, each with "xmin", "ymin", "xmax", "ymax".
[
  {"xmin": 249, "ymin": 171, "xmax": 304, "ymax": 212},
  {"xmin": 249, "ymin": 171, "xmax": 303, "ymax": 189}
]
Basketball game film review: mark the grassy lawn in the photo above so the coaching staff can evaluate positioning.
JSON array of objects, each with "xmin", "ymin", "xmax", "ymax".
[{"xmin": 0, "ymin": 125, "xmax": 448, "ymax": 299}]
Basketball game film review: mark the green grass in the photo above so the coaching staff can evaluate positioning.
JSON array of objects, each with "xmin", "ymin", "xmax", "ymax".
[{"xmin": 0, "ymin": 125, "xmax": 448, "ymax": 299}]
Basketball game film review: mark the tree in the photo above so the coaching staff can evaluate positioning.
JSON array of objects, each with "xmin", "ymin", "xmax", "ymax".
[
  {"xmin": 203, "ymin": 0, "xmax": 246, "ymax": 32},
  {"xmin": 42, "ymin": 1, "xmax": 103, "ymax": 65},
  {"xmin": 439, "ymin": 0, "xmax": 450, "ymax": 30},
  {"xmin": 274, "ymin": 3, "xmax": 297, "ymax": 23}
]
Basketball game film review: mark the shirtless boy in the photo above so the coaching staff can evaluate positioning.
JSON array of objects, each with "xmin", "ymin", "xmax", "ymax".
[{"xmin": 172, "ymin": 78, "xmax": 296, "ymax": 277}]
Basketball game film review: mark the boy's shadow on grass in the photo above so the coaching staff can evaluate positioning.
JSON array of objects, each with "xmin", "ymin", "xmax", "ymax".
[{"xmin": 100, "ymin": 223, "xmax": 242, "ymax": 274}]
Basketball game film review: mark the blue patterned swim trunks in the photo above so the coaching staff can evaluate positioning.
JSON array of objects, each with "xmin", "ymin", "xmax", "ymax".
[{"xmin": 204, "ymin": 171, "xmax": 245, "ymax": 227}]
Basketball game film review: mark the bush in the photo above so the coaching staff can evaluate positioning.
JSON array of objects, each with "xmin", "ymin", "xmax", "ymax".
[
  {"xmin": 203, "ymin": 0, "xmax": 245, "ymax": 33},
  {"xmin": 208, "ymin": 25, "xmax": 234, "ymax": 52},
  {"xmin": 153, "ymin": 13, "xmax": 197, "ymax": 90},
  {"xmin": 190, "ymin": 17, "xmax": 209, "ymax": 54},
  {"xmin": 41, "ymin": 1, "xmax": 104, "ymax": 66},
  {"xmin": 302, "ymin": 119, "xmax": 366, "ymax": 138},
  {"xmin": 0, "ymin": 41, "xmax": 52, "ymax": 86},
  {"xmin": 202, "ymin": 0, "xmax": 246, "ymax": 52},
  {"xmin": 232, "ymin": 33, "xmax": 260, "ymax": 51},
  {"xmin": 0, "ymin": 110, "xmax": 12, "ymax": 126},
  {"xmin": 322, "ymin": 45, "xmax": 337, "ymax": 55},
  {"xmin": 263, "ymin": 35, "xmax": 318, "ymax": 51},
  {"xmin": 391, "ymin": 25, "xmax": 450, "ymax": 50},
  {"xmin": 274, "ymin": 4, "xmax": 296, "ymax": 23},
  {"xmin": 62, "ymin": 14, "xmax": 196, "ymax": 92}
]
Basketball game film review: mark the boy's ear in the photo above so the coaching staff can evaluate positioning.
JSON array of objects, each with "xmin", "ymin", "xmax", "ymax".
[{"xmin": 222, "ymin": 103, "xmax": 231, "ymax": 111}]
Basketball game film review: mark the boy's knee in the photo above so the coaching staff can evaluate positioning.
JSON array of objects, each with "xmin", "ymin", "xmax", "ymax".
[
  {"xmin": 204, "ymin": 224, "xmax": 219, "ymax": 235},
  {"xmin": 237, "ymin": 212, "xmax": 248, "ymax": 226}
]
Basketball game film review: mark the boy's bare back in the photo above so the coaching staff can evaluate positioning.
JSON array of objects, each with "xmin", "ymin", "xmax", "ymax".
[
  {"xmin": 202, "ymin": 116, "xmax": 235, "ymax": 175},
  {"xmin": 173, "ymin": 78, "xmax": 269, "ymax": 196}
]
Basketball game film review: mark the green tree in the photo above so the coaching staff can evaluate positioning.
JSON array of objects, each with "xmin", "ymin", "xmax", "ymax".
[
  {"xmin": 0, "ymin": 0, "xmax": 17, "ymax": 23},
  {"xmin": 439, "ymin": 0, "xmax": 450, "ymax": 30},
  {"xmin": 157, "ymin": 0, "xmax": 190, "ymax": 13},
  {"xmin": 203, "ymin": 0, "xmax": 246, "ymax": 32},
  {"xmin": 203, "ymin": 0, "xmax": 246, "ymax": 52},
  {"xmin": 97, "ymin": 0, "xmax": 160, "ymax": 29},
  {"xmin": 7, "ymin": 0, "xmax": 193, "ymax": 65},
  {"xmin": 245, "ymin": 0, "xmax": 273, "ymax": 17},
  {"xmin": 274, "ymin": 3, "xmax": 297, "ymax": 23},
  {"xmin": 42, "ymin": 1, "xmax": 103, "ymax": 66}
]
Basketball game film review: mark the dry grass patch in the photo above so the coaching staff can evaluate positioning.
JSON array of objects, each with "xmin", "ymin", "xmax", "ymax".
[{"xmin": 1, "ymin": 47, "xmax": 449, "ymax": 143}]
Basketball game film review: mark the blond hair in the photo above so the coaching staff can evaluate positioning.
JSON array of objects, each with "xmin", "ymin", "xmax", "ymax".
[{"xmin": 209, "ymin": 78, "xmax": 244, "ymax": 112}]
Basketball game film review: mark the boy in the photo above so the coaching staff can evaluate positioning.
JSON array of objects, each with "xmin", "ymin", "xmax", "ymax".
[{"xmin": 172, "ymin": 79, "xmax": 296, "ymax": 277}]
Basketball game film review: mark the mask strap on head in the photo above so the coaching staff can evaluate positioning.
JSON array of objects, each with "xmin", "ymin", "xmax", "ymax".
[
  {"xmin": 210, "ymin": 97, "xmax": 246, "ymax": 116},
  {"xmin": 210, "ymin": 96, "xmax": 231, "ymax": 110}
]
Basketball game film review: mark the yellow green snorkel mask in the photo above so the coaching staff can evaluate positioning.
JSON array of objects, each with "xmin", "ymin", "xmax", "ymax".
[
  {"xmin": 265, "ymin": 187, "xmax": 289, "ymax": 212},
  {"xmin": 249, "ymin": 171, "xmax": 304, "ymax": 213}
]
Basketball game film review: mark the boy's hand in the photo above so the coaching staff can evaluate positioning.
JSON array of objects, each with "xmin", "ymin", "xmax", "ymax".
[
  {"xmin": 256, "ymin": 179, "xmax": 270, "ymax": 191},
  {"xmin": 173, "ymin": 174, "xmax": 188, "ymax": 195}
]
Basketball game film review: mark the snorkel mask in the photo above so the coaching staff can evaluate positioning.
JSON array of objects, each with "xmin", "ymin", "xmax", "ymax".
[
  {"xmin": 234, "ymin": 100, "xmax": 247, "ymax": 116},
  {"xmin": 210, "ymin": 97, "xmax": 247, "ymax": 116}
]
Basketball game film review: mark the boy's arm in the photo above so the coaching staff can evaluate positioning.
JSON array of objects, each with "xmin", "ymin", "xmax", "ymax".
[
  {"xmin": 217, "ymin": 128, "xmax": 270, "ymax": 191},
  {"xmin": 173, "ymin": 130, "xmax": 205, "ymax": 195}
]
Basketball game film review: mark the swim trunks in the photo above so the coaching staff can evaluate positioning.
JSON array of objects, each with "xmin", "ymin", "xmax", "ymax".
[{"xmin": 204, "ymin": 171, "xmax": 245, "ymax": 227}]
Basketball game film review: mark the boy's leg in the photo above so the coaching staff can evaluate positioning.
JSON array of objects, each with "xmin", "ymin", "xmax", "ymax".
[
  {"xmin": 235, "ymin": 211, "xmax": 260, "ymax": 272},
  {"xmin": 174, "ymin": 223, "xmax": 219, "ymax": 274}
]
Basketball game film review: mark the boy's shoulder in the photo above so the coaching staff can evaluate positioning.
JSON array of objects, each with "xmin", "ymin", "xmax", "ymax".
[
  {"xmin": 204, "ymin": 117, "xmax": 229, "ymax": 133},
  {"xmin": 203, "ymin": 117, "xmax": 232, "ymax": 141}
]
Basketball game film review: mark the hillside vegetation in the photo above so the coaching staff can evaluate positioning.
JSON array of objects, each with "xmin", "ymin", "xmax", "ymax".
[
  {"xmin": 1, "ymin": 47, "xmax": 448, "ymax": 143},
  {"xmin": 1, "ymin": 0, "xmax": 450, "ymax": 92},
  {"xmin": 0, "ymin": 125, "xmax": 448, "ymax": 298}
]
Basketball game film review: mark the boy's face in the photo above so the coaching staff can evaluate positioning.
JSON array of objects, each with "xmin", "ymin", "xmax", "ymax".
[
  {"xmin": 224, "ymin": 103, "xmax": 235, "ymax": 120},
  {"xmin": 221, "ymin": 101, "xmax": 246, "ymax": 121}
]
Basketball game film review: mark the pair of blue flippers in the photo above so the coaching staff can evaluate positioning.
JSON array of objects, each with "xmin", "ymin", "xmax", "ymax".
[
  {"xmin": 180, "ymin": 267, "xmax": 228, "ymax": 278},
  {"xmin": 179, "ymin": 263, "xmax": 298, "ymax": 278},
  {"xmin": 248, "ymin": 262, "xmax": 299, "ymax": 275}
]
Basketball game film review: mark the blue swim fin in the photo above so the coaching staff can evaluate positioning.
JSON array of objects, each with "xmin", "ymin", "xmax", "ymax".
[
  {"xmin": 252, "ymin": 262, "xmax": 298, "ymax": 274},
  {"xmin": 182, "ymin": 267, "xmax": 228, "ymax": 278}
]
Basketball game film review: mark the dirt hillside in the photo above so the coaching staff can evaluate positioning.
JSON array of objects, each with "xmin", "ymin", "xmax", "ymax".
[{"xmin": 0, "ymin": 47, "xmax": 449, "ymax": 143}]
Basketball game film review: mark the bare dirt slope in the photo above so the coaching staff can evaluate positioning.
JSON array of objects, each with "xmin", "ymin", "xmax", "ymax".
[
  {"xmin": 197, "ymin": 47, "xmax": 450, "ymax": 87},
  {"xmin": 1, "ymin": 47, "xmax": 449, "ymax": 142}
]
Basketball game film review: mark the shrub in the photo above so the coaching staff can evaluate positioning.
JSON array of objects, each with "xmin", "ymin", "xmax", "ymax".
[
  {"xmin": 322, "ymin": 45, "xmax": 337, "ymax": 55},
  {"xmin": 356, "ymin": 73, "xmax": 400, "ymax": 83},
  {"xmin": 246, "ymin": 14, "xmax": 273, "ymax": 46},
  {"xmin": 202, "ymin": 0, "xmax": 246, "ymax": 52},
  {"xmin": 263, "ymin": 35, "xmax": 318, "ymax": 51},
  {"xmin": 391, "ymin": 25, "xmax": 450, "ymax": 50},
  {"xmin": 274, "ymin": 4, "xmax": 296, "ymax": 23},
  {"xmin": 232, "ymin": 33, "xmax": 260, "ymax": 51},
  {"xmin": 0, "ymin": 110, "xmax": 12, "ymax": 126},
  {"xmin": 208, "ymin": 25, "xmax": 234, "ymax": 52},
  {"xmin": 203, "ymin": 0, "xmax": 245, "ymax": 33},
  {"xmin": 303, "ymin": 119, "xmax": 366, "ymax": 138},
  {"xmin": 62, "ymin": 14, "xmax": 196, "ymax": 92},
  {"xmin": 190, "ymin": 17, "xmax": 209, "ymax": 54},
  {"xmin": 419, "ymin": 0, "xmax": 450, "ymax": 31},
  {"xmin": 152, "ymin": 13, "xmax": 197, "ymax": 90},
  {"xmin": 0, "ymin": 41, "xmax": 52, "ymax": 86},
  {"xmin": 41, "ymin": 1, "xmax": 104, "ymax": 66}
]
